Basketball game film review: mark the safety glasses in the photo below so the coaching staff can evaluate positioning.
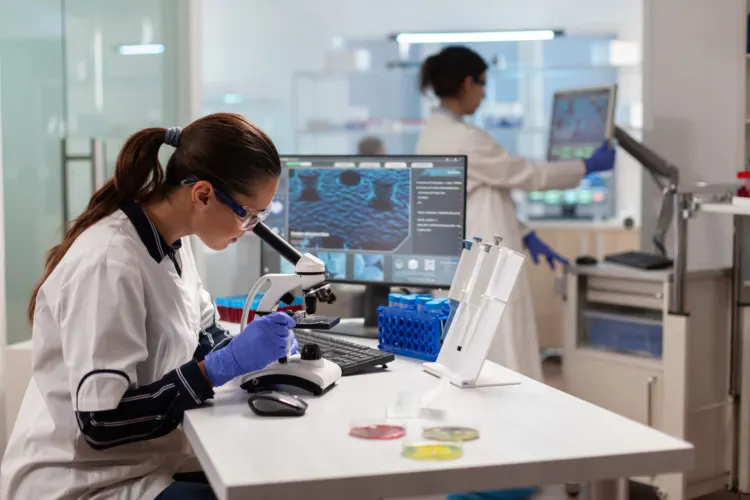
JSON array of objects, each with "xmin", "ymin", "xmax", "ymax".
[{"xmin": 181, "ymin": 179, "xmax": 270, "ymax": 230}]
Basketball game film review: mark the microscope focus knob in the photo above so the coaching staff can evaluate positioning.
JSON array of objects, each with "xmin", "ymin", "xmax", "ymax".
[{"xmin": 300, "ymin": 343, "xmax": 322, "ymax": 361}]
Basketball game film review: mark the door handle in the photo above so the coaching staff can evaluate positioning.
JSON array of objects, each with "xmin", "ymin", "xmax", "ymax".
[
  {"xmin": 646, "ymin": 375, "xmax": 658, "ymax": 427},
  {"xmin": 60, "ymin": 138, "xmax": 106, "ymax": 231}
]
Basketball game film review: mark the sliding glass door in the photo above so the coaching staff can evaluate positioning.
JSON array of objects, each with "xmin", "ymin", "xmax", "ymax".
[{"xmin": 0, "ymin": 0, "xmax": 182, "ymax": 345}]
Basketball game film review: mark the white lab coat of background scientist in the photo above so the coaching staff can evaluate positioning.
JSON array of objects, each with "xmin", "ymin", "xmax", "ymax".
[{"xmin": 416, "ymin": 46, "xmax": 615, "ymax": 380}]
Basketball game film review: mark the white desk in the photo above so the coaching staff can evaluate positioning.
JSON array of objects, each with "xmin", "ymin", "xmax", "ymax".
[{"xmin": 184, "ymin": 335, "xmax": 693, "ymax": 500}]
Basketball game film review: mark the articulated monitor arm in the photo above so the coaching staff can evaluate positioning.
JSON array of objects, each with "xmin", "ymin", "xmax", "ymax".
[
  {"xmin": 613, "ymin": 126, "xmax": 680, "ymax": 256},
  {"xmin": 240, "ymin": 223, "xmax": 337, "ymax": 329}
]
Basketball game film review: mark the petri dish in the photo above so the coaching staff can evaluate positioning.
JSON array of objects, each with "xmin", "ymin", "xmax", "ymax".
[
  {"xmin": 422, "ymin": 424, "xmax": 480, "ymax": 442},
  {"xmin": 349, "ymin": 419, "xmax": 407, "ymax": 440},
  {"xmin": 402, "ymin": 440, "xmax": 463, "ymax": 461}
]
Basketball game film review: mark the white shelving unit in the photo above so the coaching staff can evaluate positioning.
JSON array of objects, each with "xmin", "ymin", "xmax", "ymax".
[{"xmin": 563, "ymin": 264, "xmax": 732, "ymax": 500}]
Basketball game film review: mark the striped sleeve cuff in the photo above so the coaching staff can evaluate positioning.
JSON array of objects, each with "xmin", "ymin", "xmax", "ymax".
[
  {"xmin": 75, "ymin": 360, "xmax": 214, "ymax": 450},
  {"xmin": 175, "ymin": 359, "xmax": 214, "ymax": 406}
]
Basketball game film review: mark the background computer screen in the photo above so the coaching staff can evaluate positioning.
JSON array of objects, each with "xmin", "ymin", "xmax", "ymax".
[
  {"xmin": 260, "ymin": 155, "xmax": 467, "ymax": 288},
  {"xmin": 527, "ymin": 85, "xmax": 616, "ymax": 220}
]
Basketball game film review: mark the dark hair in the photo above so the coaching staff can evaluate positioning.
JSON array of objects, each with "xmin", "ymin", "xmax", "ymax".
[
  {"xmin": 357, "ymin": 135, "xmax": 385, "ymax": 155},
  {"xmin": 28, "ymin": 112, "xmax": 280, "ymax": 323},
  {"xmin": 419, "ymin": 46, "xmax": 488, "ymax": 98}
]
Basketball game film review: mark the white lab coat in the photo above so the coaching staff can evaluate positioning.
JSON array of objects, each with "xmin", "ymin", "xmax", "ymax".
[{"xmin": 416, "ymin": 108, "xmax": 585, "ymax": 380}]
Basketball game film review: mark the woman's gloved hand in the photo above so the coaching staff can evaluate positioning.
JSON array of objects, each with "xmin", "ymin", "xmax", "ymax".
[
  {"xmin": 522, "ymin": 231, "xmax": 568, "ymax": 270},
  {"xmin": 583, "ymin": 139, "xmax": 616, "ymax": 175},
  {"xmin": 203, "ymin": 312, "xmax": 297, "ymax": 386}
]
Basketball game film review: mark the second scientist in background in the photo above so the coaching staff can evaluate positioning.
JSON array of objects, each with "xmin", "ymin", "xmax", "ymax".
[{"xmin": 416, "ymin": 46, "xmax": 616, "ymax": 381}]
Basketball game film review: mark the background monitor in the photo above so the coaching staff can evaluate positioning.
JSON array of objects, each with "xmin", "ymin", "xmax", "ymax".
[
  {"xmin": 260, "ymin": 155, "xmax": 467, "ymax": 327},
  {"xmin": 526, "ymin": 84, "xmax": 617, "ymax": 220}
]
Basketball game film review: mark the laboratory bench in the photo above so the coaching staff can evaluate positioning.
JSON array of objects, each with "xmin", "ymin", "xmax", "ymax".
[
  {"xmin": 563, "ymin": 263, "xmax": 732, "ymax": 499},
  {"xmin": 186, "ymin": 330, "xmax": 692, "ymax": 500}
]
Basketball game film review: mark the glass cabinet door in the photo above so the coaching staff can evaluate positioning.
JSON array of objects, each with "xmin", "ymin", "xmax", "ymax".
[
  {"xmin": 0, "ymin": 0, "xmax": 182, "ymax": 345},
  {"xmin": 0, "ymin": 0, "xmax": 67, "ymax": 345}
]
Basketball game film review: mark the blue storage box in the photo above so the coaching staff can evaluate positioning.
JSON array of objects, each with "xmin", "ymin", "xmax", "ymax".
[
  {"xmin": 585, "ymin": 310, "xmax": 663, "ymax": 358},
  {"xmin": 377, "ymin": 304, "xmax": 447, "ymax": 362}
]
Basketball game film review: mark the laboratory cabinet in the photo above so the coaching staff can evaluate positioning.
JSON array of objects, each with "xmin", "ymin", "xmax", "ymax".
[
  {"xmin": 564, "ymin": 264, "xmax": 732, "ymax": 500},
  {"xmin": 529, "ymin": 224, "xmax": 640, "ymax": 350}
]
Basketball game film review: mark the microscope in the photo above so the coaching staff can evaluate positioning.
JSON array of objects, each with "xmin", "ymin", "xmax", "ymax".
[{"xmin": 237, "ymin": 222, "xmax": 344, "ymax": 396}]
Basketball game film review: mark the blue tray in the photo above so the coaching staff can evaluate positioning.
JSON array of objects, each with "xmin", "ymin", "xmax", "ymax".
[{"xmin": 377, "ymin": 305, "xmax": 446, "ymax": 362}]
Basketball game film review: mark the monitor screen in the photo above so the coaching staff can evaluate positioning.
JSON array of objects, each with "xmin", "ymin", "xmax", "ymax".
[
  {"xmin": 547, "ymin": 85, "xmax": 616, "ymax": 161},
  {"xmin": 527, "ymin": 85, "xmax": 617, "ymax": 220},
  {"xmin": 260, "ymin": 155, "xmax": 467, "ymax": 288}
]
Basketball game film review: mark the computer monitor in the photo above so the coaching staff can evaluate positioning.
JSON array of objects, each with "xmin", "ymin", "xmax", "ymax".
[
  {"xmin": 260, "ymin": 154, "xmax": 467, "ymax": 330},
  {"xmin": 527, "ymin": 84, "xmax": 618, "ymax": 220}
]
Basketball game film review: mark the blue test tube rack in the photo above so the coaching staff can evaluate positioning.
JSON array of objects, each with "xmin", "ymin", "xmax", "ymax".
[{"xmin": 377, "ymin": 294, "xmax": 449, "ymax": 362}]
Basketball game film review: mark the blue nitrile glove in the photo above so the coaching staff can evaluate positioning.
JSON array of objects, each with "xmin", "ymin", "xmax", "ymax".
[
  {"xmin": 204, "ymin": 312, "xmax": 297, "ymax": 386},
  {"xmin": 522, "ymin": 231, "xmax": 568, "ymax": 270},
  {"xmin": 583, "ymin": 139, "xmax": 616, "ymax": 175}
]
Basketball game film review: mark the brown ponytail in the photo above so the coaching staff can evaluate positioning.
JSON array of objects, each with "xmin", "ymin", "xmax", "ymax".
[
  {"xmin": 28, "ymin": 113, "xmax": 281, "ymax": 324},
  {"xmin": 27, "ymin": 128, "xmax": 168, "ymax": 323}
]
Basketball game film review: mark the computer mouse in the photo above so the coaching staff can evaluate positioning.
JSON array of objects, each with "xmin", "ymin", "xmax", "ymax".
[
  {"xmin": 247, "ymin": 390, "xmax": 308, "ymax": 417},
  {"xmin": 575, "ymin": 255, "xmax": 598, "ymax": 266}
]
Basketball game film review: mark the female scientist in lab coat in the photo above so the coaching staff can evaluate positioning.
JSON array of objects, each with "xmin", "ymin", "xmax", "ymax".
[
  {"xmin": 416, "ymin": 46, "xmax": 616, "ymax": 381},
  {"xmin": 1, "ymin": 113, "xmax": 298, "ymax": 500}
]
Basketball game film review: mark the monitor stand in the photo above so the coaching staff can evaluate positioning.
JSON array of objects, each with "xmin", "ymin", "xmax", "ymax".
[{"xmin": 326, "ymin": 284, "xmax": 390, "ymax": 339}]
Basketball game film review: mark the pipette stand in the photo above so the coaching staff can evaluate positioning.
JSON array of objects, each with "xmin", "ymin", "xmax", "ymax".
[
  {"xmin": 422, "ymin": 246, "xmax": 526, "ymax": 389},
  {"xmin": 422, "ymin": 361, "xmax": 522, "ymax": 388}
]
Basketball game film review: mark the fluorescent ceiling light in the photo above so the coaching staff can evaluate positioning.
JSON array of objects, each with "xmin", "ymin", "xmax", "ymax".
[
  {"xmin": 394, "ymin": 30, "xmax": 560, "ymax": 44},
  {"xmin": 117, "ymin": 43, "xmax": 165, "ymax": 56}
]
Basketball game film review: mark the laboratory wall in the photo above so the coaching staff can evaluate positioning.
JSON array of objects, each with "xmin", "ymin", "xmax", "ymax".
[
  {"xmin": 198, "ymin": 0, "xmax": 644, "ymax": 300},
  {"xmin": 641, "ymin": 0, "xmax": 745, "ymax": 270}
]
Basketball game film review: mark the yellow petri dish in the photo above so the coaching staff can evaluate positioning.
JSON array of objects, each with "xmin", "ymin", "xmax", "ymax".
[{"xmin": 402, "ymin": 441, "xmax": 463, "ymax": 461}]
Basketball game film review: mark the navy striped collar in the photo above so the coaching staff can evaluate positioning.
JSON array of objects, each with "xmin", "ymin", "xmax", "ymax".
[{"xmin": 120, "ymin": 201, "xmax": 182, "ymax": 264}]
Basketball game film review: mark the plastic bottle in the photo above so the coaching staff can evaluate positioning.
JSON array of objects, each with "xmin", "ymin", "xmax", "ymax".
[
  {"xmin": 416, "ymin": 296, "xmax": 431, "ymax": 313},
  {"xmin": 738, "ymin": 171, "xmax": 750, "ymax": 197}
]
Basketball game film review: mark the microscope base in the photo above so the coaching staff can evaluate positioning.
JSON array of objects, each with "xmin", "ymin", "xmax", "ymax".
[
  {"xmin": 238, "ymin": 357, "xmax": 342, "ymax": 396},
  {"xmin": 422, "ymin": 361, "xmax": 522, "ymax": 388}
]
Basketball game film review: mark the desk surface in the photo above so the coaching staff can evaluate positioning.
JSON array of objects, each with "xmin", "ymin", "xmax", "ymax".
[{"xmin": 184, "ymin": 336, "xmax": 693, "ymax": 500}]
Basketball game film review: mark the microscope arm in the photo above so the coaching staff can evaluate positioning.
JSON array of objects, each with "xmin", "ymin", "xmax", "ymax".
[
  {"xmin": 240, "ymin": 223, "xmax": 335, "ymax": 329},
  {"xmin": 252, "ymin": 222, "xmax": 302, "ymax": 265}
]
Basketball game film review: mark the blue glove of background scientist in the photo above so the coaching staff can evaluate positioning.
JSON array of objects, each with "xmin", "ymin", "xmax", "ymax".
[
  {"xmin": 584, "ymin": 139, "xmax": 616, "ymax": 175},
  {"xmin": 523, "ymin": 232, "xmax": 568, "ymax": 270},
  {"xmin": 204, "ymin": 312, "xmax": 298, "ymax": 387},
  {"xmin": 523, "ymin": 140, "xmax": 616, "ymax": 269}
]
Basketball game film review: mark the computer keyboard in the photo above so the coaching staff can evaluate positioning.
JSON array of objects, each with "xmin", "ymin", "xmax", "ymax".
[
  {"xmin": 604, "ymin": 251, "xmax": 673, "ymax": 270},
  {"xmin": 293, "ymin": 330, "xmax": 394, "ymax": 376}
]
